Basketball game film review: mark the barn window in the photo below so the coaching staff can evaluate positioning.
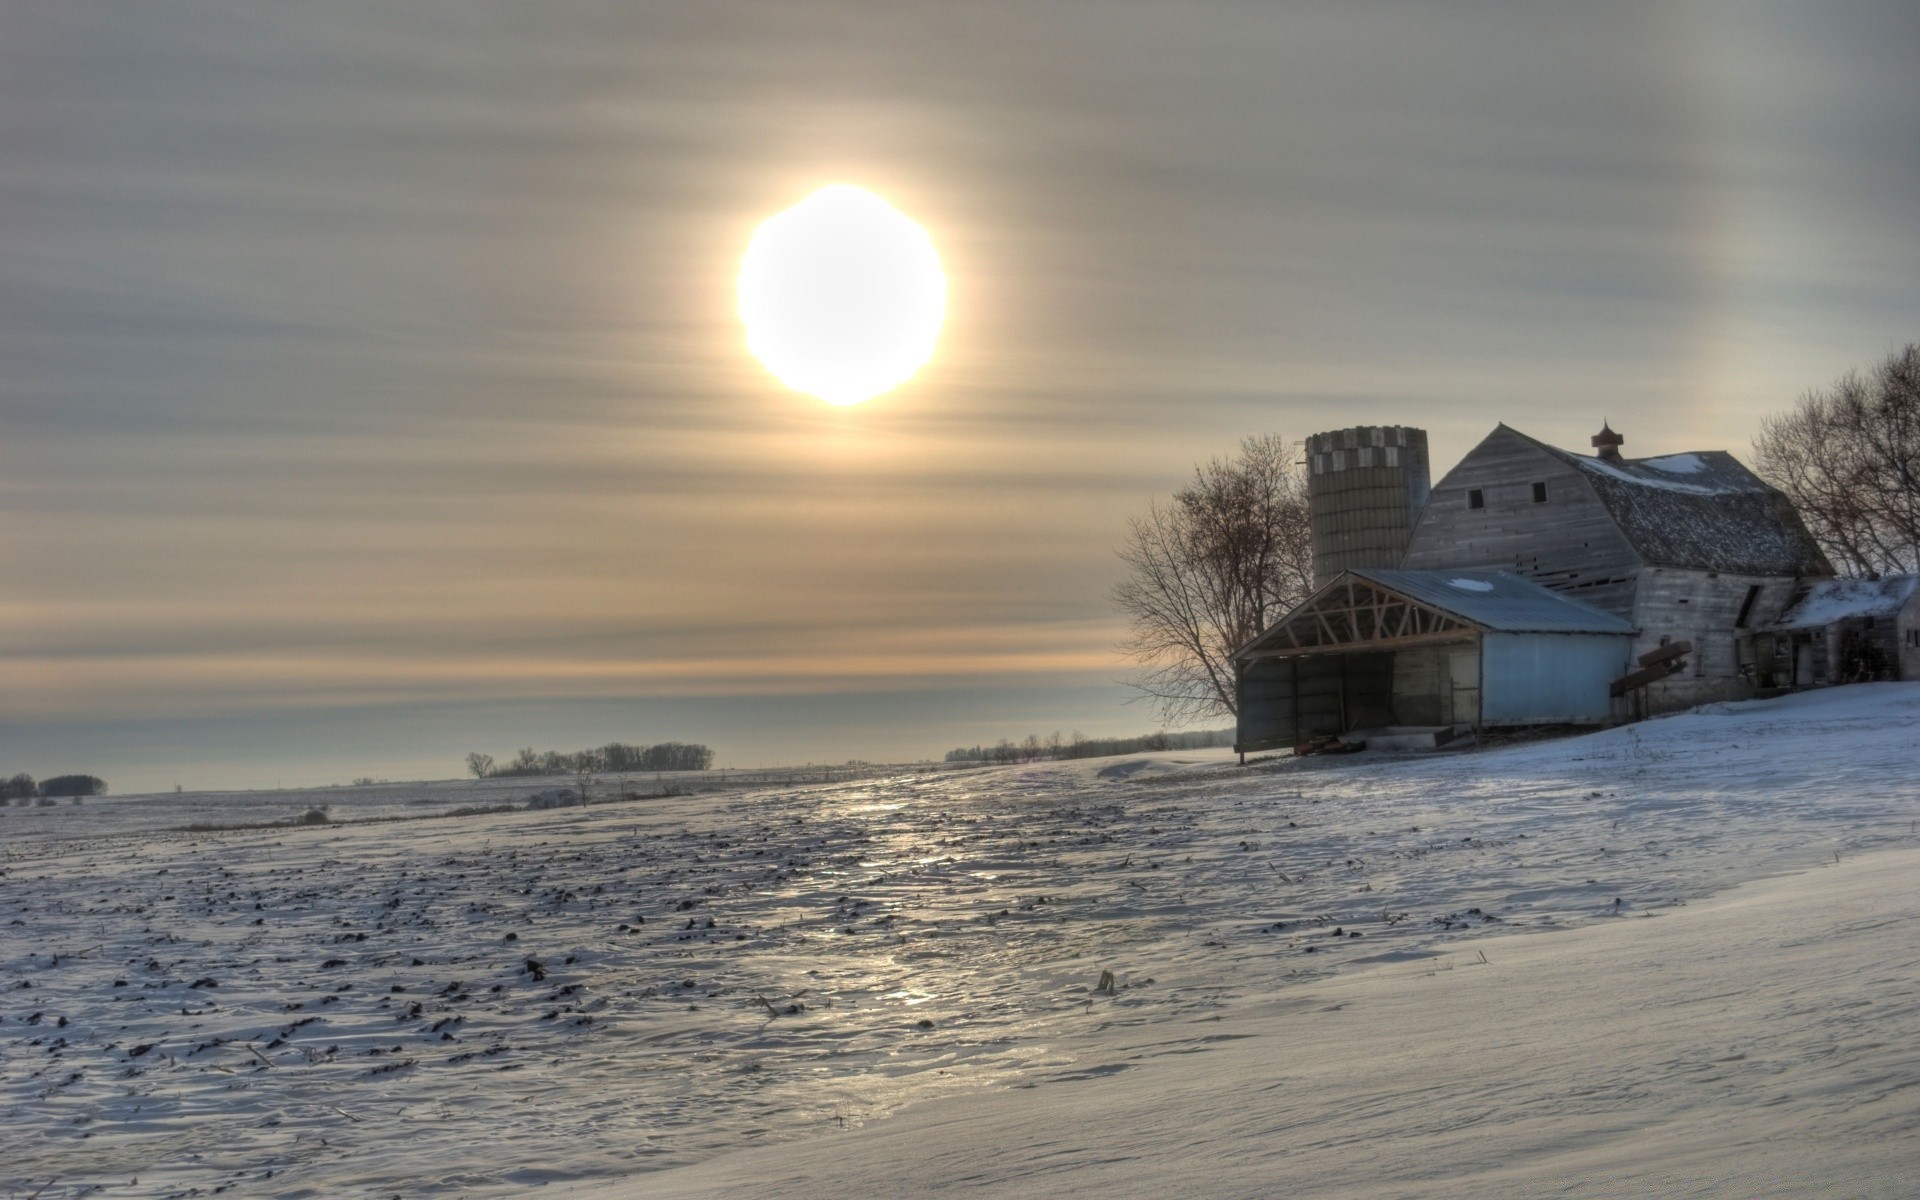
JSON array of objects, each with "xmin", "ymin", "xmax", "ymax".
[
  {"xmin": 1734, "ymin": 585, "xmax": 1762, "ymax": 628},
  {"xmin": 1531, "ymin": 481, "xmax": 1548, "ymax": 503},
  {"xmin": 1468, "ymin": 489, "xmax": 1485, "ymax": 510}
]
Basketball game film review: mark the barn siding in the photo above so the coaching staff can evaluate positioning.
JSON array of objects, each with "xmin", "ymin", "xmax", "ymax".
[
  {"xmin": 1634, "ymin": 568, "xmax": 1799, "ymax": 711},
  {"xmin": 1902, "ymin": 593, "xmax": 1920, "ymax": 681},
  {"xmin": 1237, "ymin": 658, "xmax": 1298, "ymax": 752},
  {"xmin": 1401, "ymin": 426, "xmax": 1642, "ymax": 618},
  {"xmin": 1237, "ymin": 650, "xmax": 1414, "ymax": 750},
  {"xmin": 1390, "ymin": 643, "xmax": 1451, "ymax": 725}
]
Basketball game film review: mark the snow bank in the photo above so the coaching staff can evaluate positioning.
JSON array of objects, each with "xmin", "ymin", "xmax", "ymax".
[{"xmin": 633, "ymin": 846, "xmax": 1920, "ymax": 1199}]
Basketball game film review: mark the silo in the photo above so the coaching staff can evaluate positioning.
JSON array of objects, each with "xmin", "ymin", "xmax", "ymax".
[{"xmin": 1306, "ymin": 426, "xmax": 1431, "ymax": 585}]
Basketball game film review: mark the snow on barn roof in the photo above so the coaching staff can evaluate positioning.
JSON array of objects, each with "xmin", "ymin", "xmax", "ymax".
[
  {"xmin": 1351, "ymin": 568, "xmax": 1635, "ymax": 634},
  {"xmin": 1766, "ymin": 575, "xmax": 1920, "ymax": 631},
  {"xmin": 1508, "ymin": 427, "xmax": 1834, "ymax": 577}
]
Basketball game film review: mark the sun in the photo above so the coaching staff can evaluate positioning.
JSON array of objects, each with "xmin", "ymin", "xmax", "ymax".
[{"xmin": 738, "ymin": 184, "xmax": 947, "ymax": 406}]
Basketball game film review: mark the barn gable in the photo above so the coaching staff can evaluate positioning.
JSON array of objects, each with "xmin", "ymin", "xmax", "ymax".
[{"xmin": 1402, "ymin": 424, "xmax": 1642, "ymax": 614}]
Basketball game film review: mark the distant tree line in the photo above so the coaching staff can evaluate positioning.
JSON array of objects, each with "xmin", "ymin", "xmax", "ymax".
[
  {"xmin": 944, "ymin": 728, "xmax": 1234, "ymax": 764},
  {"xmin": 1, "ymin": 773, "xmax": 107, "ymax": 801},
  {"xmin": 466, "ymin": 741, "xmax": 714, "ymax": 778}
]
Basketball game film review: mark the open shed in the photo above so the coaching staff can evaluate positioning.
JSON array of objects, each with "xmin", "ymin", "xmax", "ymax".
[{"xmin": 1234, "ymin": 568, "xmax": 1636, "ymax": 754}]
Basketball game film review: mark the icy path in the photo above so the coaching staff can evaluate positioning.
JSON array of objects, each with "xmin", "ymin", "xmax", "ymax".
[{"xmin": 4, "ymin": 685, "xmax": 1918, "ymax": 1197}]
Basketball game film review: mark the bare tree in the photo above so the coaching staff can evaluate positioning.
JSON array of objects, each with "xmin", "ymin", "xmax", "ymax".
[
  {"xmin": 1754, "ymin": 342, "xmax": 1920, "ymax": 576},
  {"xmin": 465, "ymin": 752, "xmax": 495, "ymax": 779},
  {"xmin": 1113, "ymin": 434, "xmax": 1314, "ymax": 722}
]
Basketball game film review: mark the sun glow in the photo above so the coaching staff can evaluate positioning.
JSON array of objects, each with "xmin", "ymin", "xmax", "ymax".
[{"xmin": 738, "ymin": 185, "xmax": 947, "ymax": 406}]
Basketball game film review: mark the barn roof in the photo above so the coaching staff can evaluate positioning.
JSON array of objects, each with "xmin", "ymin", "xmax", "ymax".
[
  {"xmin": 1766, "ymin": 575, "xmax": 1920, "ymax": 631},
  {"xmin": 1507, "ymin": 427, "xmax": 1833, "ymax": 577},
  {"xmin": 1353, "ymin": 569, "xmax": 1636, "ymax": 634}
]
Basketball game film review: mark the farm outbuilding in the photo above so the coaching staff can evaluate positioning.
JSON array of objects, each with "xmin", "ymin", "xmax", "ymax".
[
  {"xmin": 1234, "ymin": 567, "xmax": 1634, "ymax": 755},
  {"xmin": 1756, "ymin": 574, "xmax": 1920, "ymax": 685}
]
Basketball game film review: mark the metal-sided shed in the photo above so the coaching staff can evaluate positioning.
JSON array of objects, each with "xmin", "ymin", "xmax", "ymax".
[{"xmin": 1234, "ymin": 568, "xmax": 1636, "ymax": 754}]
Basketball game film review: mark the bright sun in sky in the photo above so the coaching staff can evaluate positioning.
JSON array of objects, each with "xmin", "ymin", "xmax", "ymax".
[{"xmin": 738, "ymin": 184, "xmax": 947, "ymax": 406}]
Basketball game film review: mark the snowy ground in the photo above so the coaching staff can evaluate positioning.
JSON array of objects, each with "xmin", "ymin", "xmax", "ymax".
[
  {"xmin": 4, "ymin": 684, "xmax": 1918, "ymax": 1197},
  {"xmin": 636, "ymin": 840, "xmax": 1920, "ymax": 1199}
]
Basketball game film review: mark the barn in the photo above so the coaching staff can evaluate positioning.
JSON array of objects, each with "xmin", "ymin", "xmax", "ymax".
[
  {"xmin": 1234, "ymin": 567, "xmax": 1633, "ymax": 755},
  {"xmin": 1234, "ymin": 420, "xmax": 1843, "ymax": 757},
  {"xmin": 1396, "ymin": 423, "xmax": 1833, "ymax": 712}
]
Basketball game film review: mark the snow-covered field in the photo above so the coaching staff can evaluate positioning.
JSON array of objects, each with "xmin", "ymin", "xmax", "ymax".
[{"xmin": 5, "ymin": 685, "xmax": 1919, "ymax": 1198}]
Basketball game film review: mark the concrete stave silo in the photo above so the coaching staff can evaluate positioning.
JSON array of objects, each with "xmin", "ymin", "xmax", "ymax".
[{"xmin": 1306, "ymin": 425, "xmax": 1431, "ymax": 586}]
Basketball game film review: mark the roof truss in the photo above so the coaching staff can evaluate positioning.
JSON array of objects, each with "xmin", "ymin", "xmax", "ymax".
[{"xmin": 1241, "ymin": 576, "xmax": 1477, "ymax": 659}]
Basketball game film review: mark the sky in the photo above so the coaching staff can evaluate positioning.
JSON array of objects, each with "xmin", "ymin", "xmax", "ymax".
[{"xmin": 5, "ymin": 2, "xmax": 1920, "ymax": 793}]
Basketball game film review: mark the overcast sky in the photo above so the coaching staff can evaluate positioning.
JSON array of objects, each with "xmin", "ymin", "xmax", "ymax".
[{"xmin": 5, "ymin": 2, "xmax": 1919, "ymax": 791}]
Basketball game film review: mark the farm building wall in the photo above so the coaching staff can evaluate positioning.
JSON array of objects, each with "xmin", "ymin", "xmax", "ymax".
[
  {"xmin": 1389, "ymin": 643, "xmax": 1446, "ymax": 726},
  {"xmin": 1400, "ymin": 426, "xmax": 1642, "ymax": 618},
  {"xmin": 1390, "ymin": 641, "xmax": 1480, "ymax": 726},
  {"xmin": 1633, "ymin": 567, "xmax": 1798, "ymax": 710},
  {"xmin": 1480, "ymin": 633, "xmax": 1630, "ymax": 725},
  {"xmin": 1903, "ymin": 592, "xmax": 1920, "ymax": 680},
  {"xmin": 1807, "ymin": 616, "xmax": 1906, "ymax": 684},
  {"xmin": 1236, "ymin": 652, "xmax": 1397, "ymax": 752}
]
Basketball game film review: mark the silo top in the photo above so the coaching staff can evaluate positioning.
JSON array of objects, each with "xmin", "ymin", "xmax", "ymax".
[{"xmin": 1307, "ymin": 425, "xmax": 1427, "ymax": 475}]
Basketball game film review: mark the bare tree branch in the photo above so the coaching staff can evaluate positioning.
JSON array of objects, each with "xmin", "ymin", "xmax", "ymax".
[
  {"xmin": 1754, "ymin": 343, "xmax": 1920, "ymax": 576},
  {"xmin": 1112, "ymin": 434, "xmax": 1313, "ymax": 723}
]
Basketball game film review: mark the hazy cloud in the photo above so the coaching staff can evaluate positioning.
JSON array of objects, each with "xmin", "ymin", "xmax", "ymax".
[{"xmin": 6, "ymin": 2, "xmax": 1919, "ymax": 788}]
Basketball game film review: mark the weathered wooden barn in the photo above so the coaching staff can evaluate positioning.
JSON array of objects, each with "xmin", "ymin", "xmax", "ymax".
[
  {"xmin": 1398, "ymin": 423, "xmax": 1833, "ymax": 713},
  {"xmin": 1235, "ymin": 421, "xmax": 1841, "ymax": 754}
]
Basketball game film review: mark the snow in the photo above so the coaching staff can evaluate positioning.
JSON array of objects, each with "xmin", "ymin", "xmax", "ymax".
[
  {"xmin": 5, "ymin": 685, "xmax": 1920, "ymax": 1197},
  {"xmin": 1641, "ymin": 452, "xmax": 1706, "ymax": 475},
  {"xmin": 633, "ymin": 845, "xmax": 1920, "ymax": 1200},
  {"xmin": 1566, "ymin": 452, "xmax": 1728, "ymax": 495},
  {"xmin": 1446, "ymin": 577, "xmax": 1495, "ymax": 592},
  {"xmin": 1771, "ymin": 575, "xmax": 1920, "ymax": 629}
]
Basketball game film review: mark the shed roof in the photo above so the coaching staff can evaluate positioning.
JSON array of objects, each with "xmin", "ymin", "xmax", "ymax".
[
  {"xmin": 1353, "ymin": 568, "xmax": 1636, "ymax": 634},
  {"xmin": 1766, "ymin": 575, "xmax": 1920, "ymax": 631},
  {"xmin": 1237, "ymin": 568, "xmax": 1634, "ymax": 661},
  {"xmin": 1506, "ymin": 427, "xmax": 1833, "ymax": 577}
]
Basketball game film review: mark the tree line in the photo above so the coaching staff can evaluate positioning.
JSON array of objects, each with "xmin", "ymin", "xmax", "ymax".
[
  {"xmin": 465, "ymin": 742, "xmax": 714, "ymax": 778},
  {"xmin": 2, "ymin": 773, "xmax": 107, "ymax": 801},
  {"xmin": 944, "ymin": 729, "xmax": 1233, "ymax": 764}
]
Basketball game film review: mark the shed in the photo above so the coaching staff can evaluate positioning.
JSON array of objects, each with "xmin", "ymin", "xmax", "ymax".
[
  {"xmin": 1234, "ymin": 567, "xmax": 1636, "ymax": 754},
  {"xmin": 1757, "ymin": 575, "xmax": 1920, "ymax": 685}
]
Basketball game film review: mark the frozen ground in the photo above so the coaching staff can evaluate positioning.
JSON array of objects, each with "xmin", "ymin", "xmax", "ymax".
[
  {"xmin": 636, "ymin": 838, "xmax": 1920, "ymax": 1199},
  {"xmin": 4, "ymin": 684, "xmax": 1919, "ymax": 1197}
]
